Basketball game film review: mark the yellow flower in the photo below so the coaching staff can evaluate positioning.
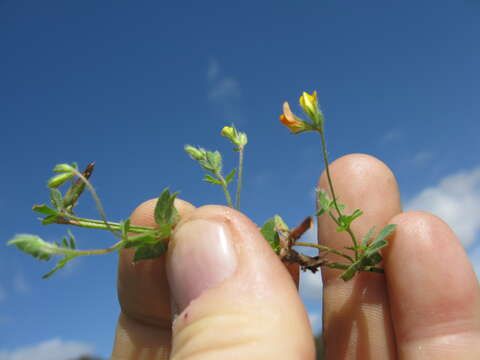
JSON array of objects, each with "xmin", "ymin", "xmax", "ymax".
[
  {"xmin": 279, "ymin": 101, "xmax": 308, "ymax": 134},
  {"xmin": 299, "ymin": 91, "xmax": 318, "ymax": 120}
]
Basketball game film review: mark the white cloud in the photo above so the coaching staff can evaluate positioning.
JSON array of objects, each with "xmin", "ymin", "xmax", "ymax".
[
  {"xmin": 0, "ymin": 338, "xmax": 94, "ymax": 360},
  {"xmin": 308, "ymin": 311, "xmax": 322, "ymax": 334},
  {"xmin": 206, "ymin": 59, "xmax": 243, "ymax": 124},
  {"xmin": 412, "ymin": 151, "xmax": 433, "ymax": 166},
  {"xmin": 13, "ymin": 273, "xmax": 29, "ymax": 294},
  {"xmin": 381, "ymin": 129, "xmax": 402, "ymax": 144},
  {"xmin": 405, "ymin": 167, "xmax": 480, "ymax": 248}
]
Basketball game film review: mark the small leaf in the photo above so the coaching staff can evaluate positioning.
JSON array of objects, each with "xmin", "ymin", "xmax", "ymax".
[
  {"xmin": 120, "ymin": 219, "xmax": 131, "ymax": 237},
  {"xmin": 68, "ymin": 230, "xmax": 76, "ymax": 249},
  {"xmin": 8, "ymin": 234, "xmax": 57, "ymax": 261},
  {"xmin": 61, "ymin": 237, "xmax": 69, "ymax": 248},
  {"xmin": 32, "ymin": 204, "xmax": 58, "ymax": 216},
  {"xmin": 274, "ymin": 215, "xmax": 289, "ymax": 233},
  {"xmin": 260, "ymin": 218, "xmax": 280, "ymax": 254},
  {"xmin": 361, "ymin": 226, "xmax": 377, "ymax": 247},
  {"xmin": 340, "ymin": 261, "xmax": 361, "ymax": 281},
  {"xmin": 41, "ymin": 215, "xmax": 59, "ymax": 225},
  {"xmin": 50, "ymin": 189, "xmax": 63, "ymax": 210},
  {"xmin": 42, "ymin": 256, "xmax": 76, "ymax": 278},
  {"xmin": 365, "ymin": 239, "xmax": 389, "ymax": 257},
  {"xmin": 154, "ymin": 189, "xmax": 179, "ymax": 226},
  {"xmin": 225, "ymin": 168, "xmax": 236, "ymax": 184},
  {"xmin": 372, "ymin": 224, "xmax": 396, "ymax": 245},
  {"xmin": 133, "ymin": 241, "xmax": 168, "ymax": 262},
  {"xmin": 317, "ymin": 189, "xmax": 332, "ymax": 212},
  {"xmin": 203, "ymin": 174, "xmax": 222, "ymax": 185}
]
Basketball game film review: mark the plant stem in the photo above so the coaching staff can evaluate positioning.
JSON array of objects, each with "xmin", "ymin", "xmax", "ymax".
[
  {"xmin": 214, "ymin": 171, "xmax": 233, "ymax": 208},
  {"xmin": 56, "ymin": 215, "xmax": 154, "ymax": 233},
  {"xmin": 295, "ymin": 242, "xmax": 353, "ymax": 262},
  {"xmin": 325, "ymin": 263, "xmax": 384, "ymax": 274},
  {"xmin": 318, "ymin": 129, "xmax": 359, "ymax": 259},
  {"xmin": 235, "ymin": 146, "xmax": 244, "ymax": 210},
  {"xmin": 71, "ymin": 168, "xmax": 122, "ymax": 239},
  {"xmin": 53, "ymin": 240, "xmax": 125, "ymax": 257}
]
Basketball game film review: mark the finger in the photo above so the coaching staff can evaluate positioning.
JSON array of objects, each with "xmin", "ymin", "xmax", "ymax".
[
  {"xmin": 317, "ymin": 154, "xmax": 402, "ymax": 359},
  {"xmin": 384, "ymin": 211, "xmax": 480, "ymax": 359},
  {"xmin": 166, "ymin": 205, "xmax": 315, "ymax": 359},
  {"xmin": 111, "ymin": 198, "xmax": 195, "ymax": 360}
]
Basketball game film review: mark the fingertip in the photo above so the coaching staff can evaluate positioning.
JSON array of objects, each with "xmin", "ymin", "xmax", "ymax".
[{"xmin": 384, "ymin": 210, "xmax": 480, "ymax": 356}]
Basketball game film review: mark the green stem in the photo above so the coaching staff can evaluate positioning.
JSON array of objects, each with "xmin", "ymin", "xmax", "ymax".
[
  {"xmin": 325, "ymin": 263, "xmax": 384, "ymax": 274},
  {"xmin": 57, "ymin": 214, "xmax": 155, "ymax": 233},
  {"xmin": 235, "ymin": 146, "xmax": 245, "ymax": 210},
  {"xmin": 214, "ymin": 171, "xmax": 233, "ymax": 208},
  {"xmin": 53, "ymin": 240, "xmax": 125, "ymax": 257},
  {"xmin": 71, "ymin": 168, "xmax": 122, "ymax": 239},
  {"xmin": 295, "ymin": 242, "xmax": 354, "ymax": 263},
  {"xmin": 318, "ymin": 129, "xmax": 359, "ymax": 260}
]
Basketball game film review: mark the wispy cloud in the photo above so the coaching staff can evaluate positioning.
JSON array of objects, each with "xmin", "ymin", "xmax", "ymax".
[
  {"xmin": 206, "ymin": 59, "xmax": 243, "ymax": 124},
  {"xmin": 405, "ymin": 167, "xmax": 480, "ymax": 248},
  {"xmin": 13, "ymin": 273, "xmax": 29, "ymax": 294},
  {"xmin": 412, "ymin": 150, "xmax": 433, "ymax": 166},
  {"xmin": 0, "ymin": 338, "xmax": 94, "ymax": 360},
  {"xmin": 381, "ymin": 128, "xmax": 402, "ymax": 144}
]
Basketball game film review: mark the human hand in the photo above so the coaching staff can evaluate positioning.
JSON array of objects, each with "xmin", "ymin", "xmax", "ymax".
[{"xmin": 111, "ymin": 154, "xmax": 480, "ymax": 359}]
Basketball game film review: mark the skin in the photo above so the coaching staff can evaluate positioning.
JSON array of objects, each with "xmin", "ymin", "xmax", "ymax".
[{"xmin": 111, "ymin": 154, "xmax": 480, "ymax": 359}]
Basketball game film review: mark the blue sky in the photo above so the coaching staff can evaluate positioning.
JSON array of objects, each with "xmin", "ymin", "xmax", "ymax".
[{"xmin": 1, "ymin": 1, "xmax": 480, "ymax": 358}]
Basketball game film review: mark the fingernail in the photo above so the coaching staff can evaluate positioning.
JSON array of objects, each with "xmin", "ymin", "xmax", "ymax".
[{"xmin": 167, "ymin": 219, "xmax": 237, "ymax": 312}]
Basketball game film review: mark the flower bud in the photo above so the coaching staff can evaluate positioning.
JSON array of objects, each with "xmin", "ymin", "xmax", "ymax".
[
  {"xmin": 53, "ymin": 163, "xmax": 75, "ymax": 173},
  {"xmin": 184, "ymin": 145, "xmax": 204, "ymax": 160},
  {"xmin": 48, "ymin": 172, "xmax": 75, "ymax": 188},
  {"xmin": 221, "ymin": 125, "xmax": 248, "ymax": 148}
]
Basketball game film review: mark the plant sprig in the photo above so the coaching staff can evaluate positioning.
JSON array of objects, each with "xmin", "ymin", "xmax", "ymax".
[{"xmin": 7, "ymin": 91, "xmax": 395, "ymax": 281}]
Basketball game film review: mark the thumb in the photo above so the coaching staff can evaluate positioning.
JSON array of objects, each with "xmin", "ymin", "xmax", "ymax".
[{"xmin": 166, "ymin": 205, "xmax": 314, "ymax": 359}]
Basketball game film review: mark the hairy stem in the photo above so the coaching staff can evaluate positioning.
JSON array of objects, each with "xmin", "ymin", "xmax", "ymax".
[
  {"xmin": 318, "ymin": 130, "xmax": 359, "ymax": 259},
  {"xmin": 235, "ymin": 146, "xmax": 244, "ymax": 210},
  {"xmin": 214, "ymin": 170, "xmax": 233, "ymax": 208},
  {"xmin": 295, "ymin": 242, "xmax": 353, "ymax": 262},
  {"xmin": 71, "ymin": 168, "xmax": 122, "ymax": 239}
]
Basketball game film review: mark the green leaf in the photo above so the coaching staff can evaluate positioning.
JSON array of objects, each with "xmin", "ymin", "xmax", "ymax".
[
  {"xmin": 203, "ymin": 174, "xmax": 222, "ymax": 185},
  {"xmin": 154, "ymin": 189, "xmax": 179, "ymax": 226},
  {"xmin": 133, "ymin": 241, "xmax": 168, "ymax": 262},
  {"xmin": 42, "ymin": 255, "xmax": 76, "ymax": 279},
  {"xmin": 32, "ymin": 204, "xmax": 58, "ymax": 216},
  {"xmin": 50, "ymin": 189, "xmax": 63, "ymax": 210},
  {"xmin": 274, "ymin": 215, "xmax": 289, "ymax": 235},
  {"xmin": 205, "ymin": 151, "xmax": 222, "ymax": 172},
  {"xmin": 317, "ymin": 189, "xmax": 332, "ymax": 212},
  {"xmin": 361, "ymin": 226, "xmax": 377, "ymax": 247},
  {"xmin": 225, "ymin": 168, "xmax": 236, "ymax": 184},
  {"xmin": 68, "ymin": 230, "xmax": 76, "ymax": 249},
  {"xmin": 365, "ymin": 239, "xmax": 389, "ymax": 257},
  {"xmin": 8, "ymin": 234, "xmax": 57, "ymax": 261},
  {"xmin": 41, "ymin": 215, "xmax": 59, "ymax": 225},
  {"xmin": 260, "ymin": 218, "xmax": 280, "ymax": 254},
  {"xmin": 120, "ymin": 219, "xmax": 131, "ymax": 237},
  {"xmin": 340, "ymin": 261, "xmax": 361, "ymax": 281},
  {"xmin": 372, "ymin": 224, "xmax": 396, "ymax": 244}
]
